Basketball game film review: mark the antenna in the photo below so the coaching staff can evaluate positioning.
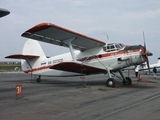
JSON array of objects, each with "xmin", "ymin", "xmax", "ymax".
[{"xmin": 104, "ymin": 33, "xmax": 109, "ymax": 43}]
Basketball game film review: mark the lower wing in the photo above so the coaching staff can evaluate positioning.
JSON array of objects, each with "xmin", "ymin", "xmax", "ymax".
[{"xmin": 50, "ymin": 62, "xmax": 106, "ymax": 75}]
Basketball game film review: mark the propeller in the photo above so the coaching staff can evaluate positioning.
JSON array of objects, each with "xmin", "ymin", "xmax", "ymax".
[{"xmin": 142, "ymin": 31, "xmax": 153, "ymax": 74}]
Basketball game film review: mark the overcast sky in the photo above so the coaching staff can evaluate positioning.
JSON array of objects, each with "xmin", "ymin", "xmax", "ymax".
[{"xmin": 0, "ymin": 0, "xmax": 160, "ymax": 64}]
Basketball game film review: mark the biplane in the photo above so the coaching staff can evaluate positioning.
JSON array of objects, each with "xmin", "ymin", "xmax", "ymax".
[{"xmin": 5, "ymin": 23, "xmax": 152, "ymax": 87}]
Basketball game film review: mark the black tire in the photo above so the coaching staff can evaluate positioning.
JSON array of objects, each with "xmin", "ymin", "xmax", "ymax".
[
  {"xmin": 37, "ymin": 78, "xmax": 41, "ymax": 82},
  {"xmin": 106, "ymin": 78, "xmax": 116, "ymax": 87},
  {"xmin": 123, "ymin": 77, "xmax": 132, "ymax": 85}
]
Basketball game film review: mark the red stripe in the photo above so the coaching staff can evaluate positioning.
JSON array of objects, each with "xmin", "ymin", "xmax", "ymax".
[
  {"xmin": 23, "ymin": 65, "xmax": 52, "ymax": 73},
  {"xmin": 77, "ymin": 49, "xmax": 140, "ymax": 62},
  {"xmin": 24, "ymin": 49, "xmax": 140, "ymax": 73}
]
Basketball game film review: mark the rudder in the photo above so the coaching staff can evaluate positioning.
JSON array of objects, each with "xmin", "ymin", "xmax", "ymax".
[{"xmin": 21, "ymin": 39, "xmax": 46, "ymax": 73}]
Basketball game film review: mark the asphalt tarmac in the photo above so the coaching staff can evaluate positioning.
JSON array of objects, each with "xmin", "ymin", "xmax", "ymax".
[{"xmin": 0, "ymin": 71, "xmax": 160, "ymax": 120}]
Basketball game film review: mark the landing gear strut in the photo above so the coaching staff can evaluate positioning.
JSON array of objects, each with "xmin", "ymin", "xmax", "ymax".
[
  {"xmin": 106, "ymin": 68, "xmax": 116, "ymax": 87},
  {"xmin": 118, "ymin": 70, "xmax": 132, "ymax": 86},
  {"xmin": 106, "ymin": 69, "xmax": 132, "ymax": 87},
  {"xmin": 37, "ymin": 75, "xmax": 41, "ymax": 82}
]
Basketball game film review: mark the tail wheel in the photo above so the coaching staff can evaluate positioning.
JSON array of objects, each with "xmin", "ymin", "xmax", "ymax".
[
  {"xmin": 123, "ymin": 77, "xmax": 132, "ymax": 85},
  {"xmin": 37, "ymin": 78, "xmax": 41, "ymax": 82},
  {"xmin": 106, "ymin": 78, "xmax": 116, "ymax": 87},
  {"xmin": 37, "ymin": 76, "xmax": 41, "ymax": 82}
]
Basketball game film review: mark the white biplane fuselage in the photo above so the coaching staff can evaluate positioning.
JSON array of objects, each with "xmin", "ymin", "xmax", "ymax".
[
  {"xmin": 21, "ymin": 40, "xmax": 143, "ymax": 77},
  {"xmin": 6, "ymin": 23, "xmax": 152, "ymax": 87}
]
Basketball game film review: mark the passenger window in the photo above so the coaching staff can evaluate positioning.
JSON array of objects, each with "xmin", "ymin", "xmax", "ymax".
[
  {"xmin": 94, "ymin": 55, "xmax": 97, "ymax": 59},
  {"xmin": 88, "ymin": 57, "xmax": 92, "ymax": 60},
  {"xmin": 99, "ymin": 54, "xmax": 102, "ymax": 58},
  {"xmin": 84, "ymin": 57, "xmax": 87, "ymax": 61}
]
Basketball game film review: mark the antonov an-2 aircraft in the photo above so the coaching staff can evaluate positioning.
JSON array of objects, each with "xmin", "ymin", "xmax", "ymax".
[{"xmin": 5, "ymin": 23, "xmax": 153, "ymax": 87}]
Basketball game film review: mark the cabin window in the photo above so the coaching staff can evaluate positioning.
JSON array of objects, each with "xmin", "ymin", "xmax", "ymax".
[
  {"xmin": 94, "ymin": 55, "xmax": 97, "ymax": 59},
  {"xmin": 84, "ymin": 57, "xmax": 87, "ymax": 61},
  {"xmin": 99, "ymin": 54, "xmax": 102, "ymax": 58},
  {"xmin": 88, "ymin": 57, "xmax": 92, "ymax": 60}
]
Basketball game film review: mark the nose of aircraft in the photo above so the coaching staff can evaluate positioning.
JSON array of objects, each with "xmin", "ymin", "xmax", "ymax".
[
  {"xmin": 141, "ymin": 31, "xmax": 153, "ymax": 74},
  {"xmin": 141, "ymin": 46, "xmax": 153, "ymax": 56},
  {"xmin": 146, "ymin": 51, "xmax": 153, "ymax": 56},
  {"xmin": 141, "ymin": 46, "xmax": 153, "ymax": 74}
]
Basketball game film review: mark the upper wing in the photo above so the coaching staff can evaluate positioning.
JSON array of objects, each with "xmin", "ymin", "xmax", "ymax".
[
  {"xmin": 50, "ymin": 62, "xmax": 106, "ymax": 75},
  {"xmin": 21, "ymin": 23, "xmax": 106, "ymax": 51},
  {"xmin": 5, "ymin": 54, "xmax": 40, "ymax": 59}
]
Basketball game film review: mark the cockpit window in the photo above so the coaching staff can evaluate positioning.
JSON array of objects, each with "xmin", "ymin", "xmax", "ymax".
[
  {"xmin": 115, "ymin": 44, "xmax": 121, "ymax": 49},
  {"xmin": 103, "ymin": 43, "xmax": 125, "ymax": 52},
  {"xmin": 110, "ymin": 45, "xmax": 115, "ymax": 49},
  {"xmin": 119, "ymin": 43, "xmax": 125, "ymax": 48}
]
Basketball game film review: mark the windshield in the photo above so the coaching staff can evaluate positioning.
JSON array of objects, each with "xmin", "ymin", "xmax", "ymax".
[{"xmin": 103, "ymin": 43, "xmax": 125, "ymax": 52}]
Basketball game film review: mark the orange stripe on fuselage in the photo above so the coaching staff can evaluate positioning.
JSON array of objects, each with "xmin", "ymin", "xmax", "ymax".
[
  {"xmin": 77, "ymin": 49, "xmax": 140, "ymax": 62},
  {"xmin": 23, "ymin": 65, "xmax": 53, "ymax": 73},
  {"xmin": 24, "ymin": 49, "xmax": 140, "ymax": 73}
]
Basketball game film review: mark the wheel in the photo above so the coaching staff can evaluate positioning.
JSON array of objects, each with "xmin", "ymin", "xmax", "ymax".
[
  {"xmin": 123, "ymin": 77, "xmax": 132, "ymax": 85},
  {"xmin": 106, "ymin": 78, "xmax": 116, "ymax": 87},
  {"xmin": 37, "ymin": 76, "xmax": 41, "ymax": 82}
]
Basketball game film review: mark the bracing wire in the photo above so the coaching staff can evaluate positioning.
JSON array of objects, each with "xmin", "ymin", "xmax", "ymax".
[{"xmin": 84, "ymin": 47, "xmax": 108, "ymax": 70}]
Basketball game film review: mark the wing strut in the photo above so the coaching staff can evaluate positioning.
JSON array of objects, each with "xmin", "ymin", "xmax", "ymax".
[
  {"xmin": 64, "ymin": 37, "xmax": 77, "ymax": 62},
  {"xmin": 24, "ymin": 58, "xmax": 33, "ymax": 82}
]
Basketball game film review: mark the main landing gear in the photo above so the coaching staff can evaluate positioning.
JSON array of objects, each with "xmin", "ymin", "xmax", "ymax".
[
  {"xmin": 106, "ymin": 78, "xmax": 116, "ymax": 87},
  {"xmin": 37, "ymin": 75, "xmax": 41, "ymax": 82},
  {"xmin": 106, "ymin": 70, "xmax": 132, "ymax": 87}
]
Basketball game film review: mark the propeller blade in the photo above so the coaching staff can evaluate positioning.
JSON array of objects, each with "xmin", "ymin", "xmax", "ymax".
[
  {"xmin": 143, "ymin": 31, "xmax": 146, "ymax": 50},
  {"xmin": 142, "ymin": 31, "xmax": 152, "ymax": 74},
  {"xmin": 146, "ymin": 57, "xmax": 151, "ymax": 74}
]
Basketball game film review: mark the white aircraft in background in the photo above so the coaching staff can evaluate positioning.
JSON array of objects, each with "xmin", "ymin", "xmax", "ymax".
[
  {"xmin": 137, "ymin": 58, "xmax": 160, "ymax": 74},
  {"xmin": 5, "ymin": 23, "xmax": 152, "ymax": 87}
]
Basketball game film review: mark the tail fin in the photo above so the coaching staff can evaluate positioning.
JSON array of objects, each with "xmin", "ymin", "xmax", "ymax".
[
  {"xmin": 21, "ymin": 39, "xmax": 46, "ymax": 73},
  {"xmin": 5, "ymin": 39, "xmax": 46, "ymax": 73},
  {"xmin": 22, "ymin": 39, "xmax": 46, "ymax": 57},
  {"xmin": 158, "ymin": 57, "xmax": 160, "ymax": 65}
]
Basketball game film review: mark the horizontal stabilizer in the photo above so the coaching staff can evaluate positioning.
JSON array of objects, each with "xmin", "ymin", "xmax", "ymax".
[
  {"xmin": 5, "ymin": 54, "xmax": 40, "ymax": 59},
  {"xmin": 50, "ymin": 62, "xmax": 106, "ymax": 75}
]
